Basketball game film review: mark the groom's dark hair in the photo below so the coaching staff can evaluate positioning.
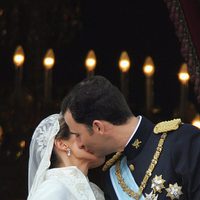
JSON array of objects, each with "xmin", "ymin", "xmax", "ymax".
[{"xmin": 61, "ymin": 75, "xmax": 133, "ymax": 127}]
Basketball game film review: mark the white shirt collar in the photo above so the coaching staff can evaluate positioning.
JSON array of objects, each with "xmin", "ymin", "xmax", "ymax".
[{"xmin": 125, "ymin": 115, "xmax": 142, "ymax": 147}]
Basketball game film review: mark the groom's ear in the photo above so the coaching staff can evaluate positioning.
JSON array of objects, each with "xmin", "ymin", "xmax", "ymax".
[{"xmin": 92, "ymin": 120, "xmax": 104, "ymax": 135}]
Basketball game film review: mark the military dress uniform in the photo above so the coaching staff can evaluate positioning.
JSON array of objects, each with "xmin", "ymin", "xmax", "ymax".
[{"xmin": 103, "ymin": 116, "xmax": 200, "ymax": 200}]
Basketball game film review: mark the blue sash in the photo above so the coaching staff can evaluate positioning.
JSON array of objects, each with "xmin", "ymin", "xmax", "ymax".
[{"xmin": 110, "ymin": 156, "xmax": 145, "ymax": 200}]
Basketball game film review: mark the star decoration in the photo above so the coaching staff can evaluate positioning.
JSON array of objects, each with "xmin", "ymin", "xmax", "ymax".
[
  {"xmin": 144, "ymin": 191, "xmax": 158, "ymax": 200},
  {"xmin": 151, "ymin": 175, "xmax": 165, "ymax": 193},
  {"xmin": 166, "ymin": 183, "xmax": 183, "ymax": 200},
  {"xmin": 132, "ymin": 139, "xmax": 142, "ymax": 149}
]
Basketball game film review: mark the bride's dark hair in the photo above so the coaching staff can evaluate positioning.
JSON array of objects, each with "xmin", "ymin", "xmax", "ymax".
[{"xmin": 50, "ymin": 116, "xmax": 70, "ymax": 168}]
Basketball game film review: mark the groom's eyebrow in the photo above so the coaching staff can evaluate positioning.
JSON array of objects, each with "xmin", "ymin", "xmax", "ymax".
[
  {"xmin": 70, "ymin": 131, "xmax": 76, "ymax": 134},
  {"xmin": 70, "ymin": 131, "xmax": 80, "ymax": 136},
  {"xmin": 68, "ymin": 128, "xmax": 77, "ymax": 134}
]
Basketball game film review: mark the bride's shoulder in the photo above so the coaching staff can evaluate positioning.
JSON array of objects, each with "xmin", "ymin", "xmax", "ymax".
[
  {"xmin": 89, "ymin": 182, "xmax": 105, "ymax": 200},
  {"xmin": 30, "ymin": 179, "xmax": 67, "ymax": 200}
]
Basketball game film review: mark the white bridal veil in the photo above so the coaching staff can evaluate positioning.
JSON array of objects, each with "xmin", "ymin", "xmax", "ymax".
[{"xmin": 28, "ymin": 114, "xmax": 60, "ymax": 199}]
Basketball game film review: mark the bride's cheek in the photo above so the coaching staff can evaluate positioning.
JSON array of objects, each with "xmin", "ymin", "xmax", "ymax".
[
  {"xmin": 80, "ymin": 150, "xmax": 92, "ymax": 159},
  {"xmin": 82, "ymin": 153, "xmax": 95, "ymax": 161}
]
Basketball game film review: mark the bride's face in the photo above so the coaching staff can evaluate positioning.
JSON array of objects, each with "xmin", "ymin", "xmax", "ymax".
[{"xmin": 66, "ymin": 135, "xmax": 105, "ymax": 168}]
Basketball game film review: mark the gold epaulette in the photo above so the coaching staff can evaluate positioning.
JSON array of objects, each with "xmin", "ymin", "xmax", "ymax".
[{"xmin": 154, "ymin": 118, "xmax": 182, "ymax": 134}]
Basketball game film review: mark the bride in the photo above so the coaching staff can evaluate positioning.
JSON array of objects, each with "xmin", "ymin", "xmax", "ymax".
[{"xmin": 28, "ymin": 114, "xmax": 105, "ymax": 200}]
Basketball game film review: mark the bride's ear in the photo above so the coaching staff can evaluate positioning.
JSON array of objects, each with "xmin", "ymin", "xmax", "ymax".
[{"xmin": 54, "ymin": 138, "xmax": 68, "ymax": 151}]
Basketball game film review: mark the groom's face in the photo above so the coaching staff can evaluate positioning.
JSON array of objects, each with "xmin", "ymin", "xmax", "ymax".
[{"xmin": 64, "ymin": 111, "xmax": 108, "ymax": 157}]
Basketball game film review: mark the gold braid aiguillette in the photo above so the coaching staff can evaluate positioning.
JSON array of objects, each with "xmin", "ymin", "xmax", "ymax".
[
  {"xmin": 102, "ymin": 152, "xmax": 122, "ymax": 172},
  {"xmin": 115, "ymin": 133, "xmax": 167, "ymax": 200}
]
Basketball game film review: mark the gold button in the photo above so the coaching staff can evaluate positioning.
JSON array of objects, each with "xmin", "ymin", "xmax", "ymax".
[{"xmin": 129, "ymin": 164, "xmax": 135, "ymax": 171}]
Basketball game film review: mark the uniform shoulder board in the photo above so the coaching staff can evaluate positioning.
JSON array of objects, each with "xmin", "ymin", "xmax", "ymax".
[{"xmin": 154, "ymin": 118, "xmax": 182, "ymax": 134}]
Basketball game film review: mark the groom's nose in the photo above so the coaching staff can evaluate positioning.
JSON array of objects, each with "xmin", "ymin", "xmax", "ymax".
[
  {"xmin": 75, "ymin": 138, "xmax": 84, "ymax": 149},
  {"xmin": 77, "ymin": 142, "xmax": 89, "ymax": 153}
]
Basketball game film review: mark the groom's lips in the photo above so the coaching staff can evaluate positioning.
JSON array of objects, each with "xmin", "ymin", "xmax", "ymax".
[
  {"xmin": 80, "ymin": 144, "xmax": 94, "ymax": 154},
  {"xmin": 85, "ymin": 148, "xmax": 93, "ymax": 154}
]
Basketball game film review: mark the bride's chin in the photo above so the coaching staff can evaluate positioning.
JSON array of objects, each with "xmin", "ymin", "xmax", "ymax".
[{"xmin": 86, "ymin": 153, "xmax": 98, "ymax": 160}]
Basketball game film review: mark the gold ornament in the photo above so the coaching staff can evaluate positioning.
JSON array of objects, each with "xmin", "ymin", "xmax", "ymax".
[
  {"xmin": 166, "ymin": 183, "xmax": 183, "ymax": 200},
  {"xmin": 154, "ymin": 119, "xmax": 182, "ymax": 134},
  {"xmin": 151, "ymin": 175, "xmax": 165, "ymax": 193},
  {"xmin": 132, "ymin": 139, "xmax": 142, "ymax": 149}
]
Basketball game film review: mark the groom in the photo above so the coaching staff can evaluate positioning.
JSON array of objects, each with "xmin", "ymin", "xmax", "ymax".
[{"xmin": 61, "ymin": 75, "xmax": 200, "ymax": 200}]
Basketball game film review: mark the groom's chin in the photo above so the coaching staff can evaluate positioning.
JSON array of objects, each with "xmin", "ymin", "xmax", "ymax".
[{"xmin": 89, "ymin": 157, "xmax": 105, "ymax": 169}]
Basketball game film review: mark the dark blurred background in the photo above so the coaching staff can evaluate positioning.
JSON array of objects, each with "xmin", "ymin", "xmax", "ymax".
[{"xmin": 0, "ymin": 0, "xmax": 199, "ymax": 199}]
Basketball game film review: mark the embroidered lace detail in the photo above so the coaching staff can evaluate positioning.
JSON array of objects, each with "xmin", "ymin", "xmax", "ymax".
[
  {"xmin": 33, "ymin": 114, "xmax": 60, "ymax": 158},
  {"xmin": 90, "ymin": 182, "xmax": 105, "ymax": 200},
  {"xmin": 45, "ymin": 167, "xmax": 105, "ymax": 200}
]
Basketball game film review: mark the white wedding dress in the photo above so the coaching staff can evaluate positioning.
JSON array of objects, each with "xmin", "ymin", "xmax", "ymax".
[{"xmin": 29, "ymin": 166, "xmax": 105, "ymax": 200}]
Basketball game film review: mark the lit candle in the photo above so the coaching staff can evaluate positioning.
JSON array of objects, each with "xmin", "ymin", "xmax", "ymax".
[
  {"xmin": 143, "ymin": 56, "xmax": 155, "ymax": 116},
  {"xmin": 192, "ymin": 114, "xmax": 200, "ymax": 129},
  {"xmin": 43, "ymin": 49, "xmax": 55, "ymax": 103},
  {"xmin": 178, "ymin": 63, "xmax": 190, "ymax": 121},
  {"xmin": 85, "ymin": 50, "xmax": 96, "ymax": 78},
  {"xmin": 13, "ymin": 45, "xmax": 25, "ymax": 98},
  {"xmin": 119, "ymin": 51, "xmax": 131, "ymax": 101}
]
